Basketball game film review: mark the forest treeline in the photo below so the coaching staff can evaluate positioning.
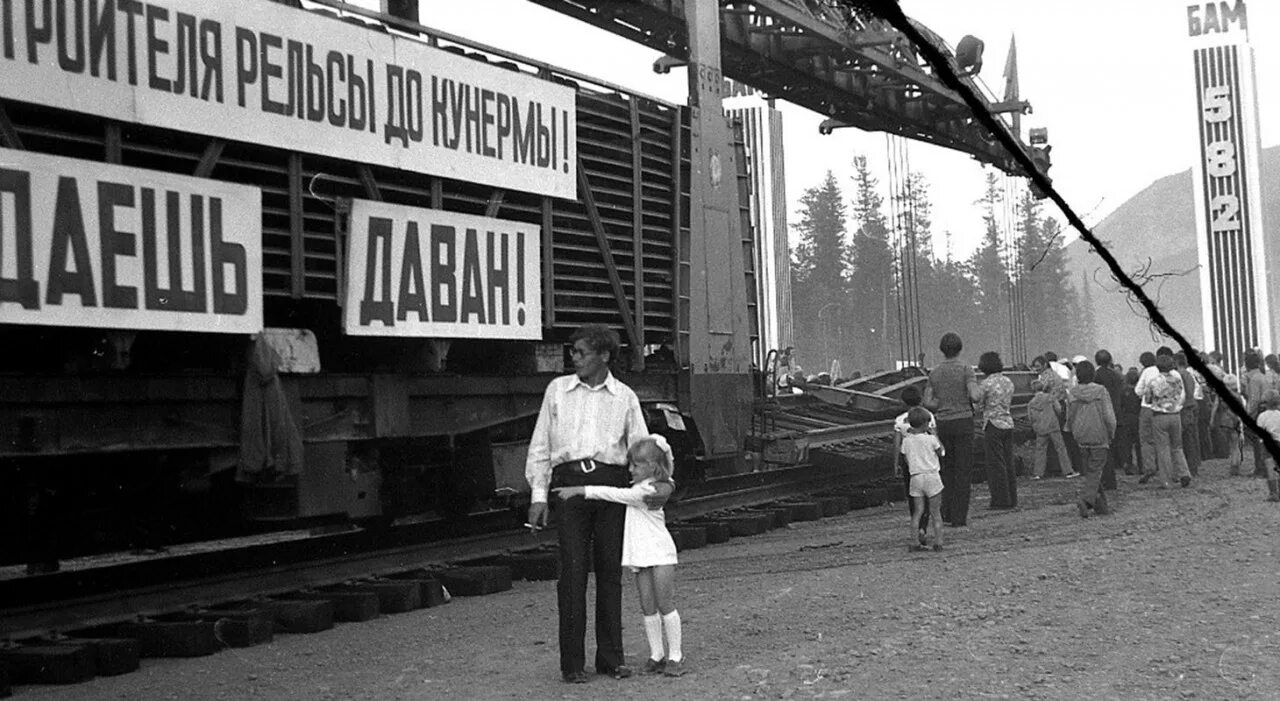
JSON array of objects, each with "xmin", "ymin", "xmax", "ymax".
[{"xmin": 789, "ymin": 156, "xmax": 1097, "ymax": 378}]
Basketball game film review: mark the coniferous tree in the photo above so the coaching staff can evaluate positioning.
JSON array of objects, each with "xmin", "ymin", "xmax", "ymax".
[
  {"xmin": 849, "ymin": 156, "xmax": 895, "ymax": 372},
  {"xmin": 892, "ymin": 172, "xmax": 936, "ymax": 365},
  {"xmin": 1033, "ymin": 216, "xmax": 1078, "ymax": 355},
  {"xmin": 1016, "ymin": 190, "xmax": 1050, "ymax": 356},
  {"xmin": 790, "ymin": 171, "xmax": 852, "ymax": 377},
  {"xmin": 971, "ymin": 172, "xmax": 1008, "ymax": 355},
  {"xmin": 1077, "ymin": 270, "xmax": 1099, "ymax": 353},
  {"xmin": 933, "ymin": 236, "xmax": 982, "ymax": 362}
]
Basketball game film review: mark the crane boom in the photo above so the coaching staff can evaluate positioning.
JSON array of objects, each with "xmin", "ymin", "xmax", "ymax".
[{"xmin": 527, "ymin": 0, "xmax": 1042, "ymax": 177}]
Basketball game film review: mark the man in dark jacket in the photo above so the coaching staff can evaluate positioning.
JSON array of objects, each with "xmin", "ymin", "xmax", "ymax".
[
  {"xmin": 1174, "ymin": 352, "xmax": 1203, "ymax": 477},
  {"xmin": 1093, "ymin": 349, "xmax": 1123, "ymax": 490},
  {"xmin": 1069, "ymin": 361, "xmax": 1117, "ymax": 516}
]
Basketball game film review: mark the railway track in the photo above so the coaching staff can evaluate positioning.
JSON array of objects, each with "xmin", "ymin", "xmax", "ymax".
[
  {"xmin": 2, "ymin": 404, "xmax": 1034, "ymax": 644},
  {"xmin": 0, "ymin": 462, "xmax": 905, "ymax": 691},
  {"xmin": 0, "ymin": 440, "xmax": 896, "ymax": 643},
  {"xmin": 0, "ymin": 403, "xmax": 1054, "ymax": 694},
  {"xmin": 0, "ymin": 400, "xmax": 1048, "ymax": 697}
]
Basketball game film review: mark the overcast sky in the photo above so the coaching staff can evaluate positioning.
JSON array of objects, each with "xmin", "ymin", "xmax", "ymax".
[{"xmin": 399, "ymin": 1, "xmax": 1278, "ymax": 260}]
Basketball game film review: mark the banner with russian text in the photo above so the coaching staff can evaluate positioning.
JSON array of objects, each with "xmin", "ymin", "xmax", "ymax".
[
  {"xmin": 0, "ymin": 148, "xmax": 262, "ymax": 333},
  {"xmin": 0, "ymin": 0, "xmax": 577, "ymax": 199},
  {"xmin": 1186, "ymin": 0, "xmax": 1271, "ymax": 367},
  {"xmin": 343, "ymin": 199, "xmax": 541, "ymax": 339}
]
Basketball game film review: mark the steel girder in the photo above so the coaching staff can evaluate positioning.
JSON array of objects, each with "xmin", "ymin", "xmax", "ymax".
[{"xmin": 527, "ymin": 0, "xmax": 1038, "ymax": 177}]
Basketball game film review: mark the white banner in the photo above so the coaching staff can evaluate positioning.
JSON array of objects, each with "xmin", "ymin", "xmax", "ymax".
[
  {"xmin": 0, "ymin": 0, "xmax": 577, "ymax": 199},
  {"xmin": 1186, "ymin": 0, "xmax": 1271, "ymax": 367},
  {"xmin": 344, "ymin": 199, "xmax": 541, "ymax": 339},
  {"xmin": 0, "ymin": 148, "xmax": 262, "ymax": 333}
]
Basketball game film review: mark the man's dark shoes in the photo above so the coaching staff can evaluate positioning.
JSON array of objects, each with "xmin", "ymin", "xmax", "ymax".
[
  {"xmin": 1138, "ymin": 473, "xmax": 1153, "ymax": 484},
  {"xmin": 601, "ymin": 665, "xmax": 633, "ymax": 680},
  {"xmin": 1180, "ymin": 476, "xmax": 1192, "ymax": 488},
  {"xmin": 562, "ymin": 671, "xmax": 590, "ymax": 684}
]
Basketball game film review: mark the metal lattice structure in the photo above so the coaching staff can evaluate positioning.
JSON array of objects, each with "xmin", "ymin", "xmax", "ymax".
[{"xmin": 528, "ymin": 0, "xmax": 1041, "ymax": 176}]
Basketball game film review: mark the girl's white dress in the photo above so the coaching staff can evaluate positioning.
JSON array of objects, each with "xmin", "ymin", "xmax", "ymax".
[{"xmin": 584, "ymin": 477, "xmax": 678, "ymax": 570}]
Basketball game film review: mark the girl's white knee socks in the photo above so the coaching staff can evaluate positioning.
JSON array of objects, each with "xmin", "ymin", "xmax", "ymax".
[
  {"xmin": 662, "ymin": 610, "xmax": 683, "ymax": 662},
  {"xmin": 643, "ymin": 614, "xmax": 664, "ymax": 661}
]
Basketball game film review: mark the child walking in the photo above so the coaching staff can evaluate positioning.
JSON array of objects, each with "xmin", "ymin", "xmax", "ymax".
[
  {"xmin": 892, "ymin": 385, "xmax": 936, "ymax": 544},
  {"xmin": 1067, "ymin": 361, "xmax": 1117, "ymax": 517},
  {"xmin": 898, "ymin": 407, "xmax": 945, "ymax": 551},
  {"xmin": 1028, "ymin": 379, "xmax": 1080, "ymax": 480},
  {"xmin": 553, "ymin": 435, "xmax": 687, "ymax": 677}
]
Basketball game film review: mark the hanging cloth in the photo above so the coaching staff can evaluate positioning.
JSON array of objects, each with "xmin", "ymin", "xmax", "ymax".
[{"xmin": 237, "ymin": 335, "xmax": 304, "ymax": 482}]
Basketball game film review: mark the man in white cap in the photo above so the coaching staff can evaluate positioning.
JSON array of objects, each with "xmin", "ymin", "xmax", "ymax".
[
  {"xmin": 1046, "ymin": 352, "xmax": 1075, "ymax": 388},
  {"xmin": 1046, "ymin": 352, "xmax": 1079, "ymax": 472}
]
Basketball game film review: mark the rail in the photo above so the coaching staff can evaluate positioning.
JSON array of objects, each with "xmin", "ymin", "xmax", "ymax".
[{"xmin": 0, "ymin": 460, "xmax": 887, "ymax": 641}]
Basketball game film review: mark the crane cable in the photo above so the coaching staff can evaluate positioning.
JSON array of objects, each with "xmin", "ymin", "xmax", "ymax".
[
  {"xmin": 885, "ymin": 134, "xmax": 923, "ymax": 367},
  {"xmin": 1012, "ymin": 178, "xmax": 1027, "ymax": 364},
  {"xmin": 859, "ymin": 0, "xmax": 1279, "ymax": 462},
  {"xmin": 885, "ymin": 134, "xmax": 908, "ymax": 367},
  {"xmin": 1002, "ymin": 173, "xmax": 1025, "ymax": 365},
  {"xmin": 902, "ymin": 138, "xmax": 925, "ymax": 366},
  {"xmin": 999, "ymin": 173, "xmax": 1012, "ymax": 363}
]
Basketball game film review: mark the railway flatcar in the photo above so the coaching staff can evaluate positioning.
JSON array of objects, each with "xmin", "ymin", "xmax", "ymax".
[{"xmin": 0, "ymin": 0, "xmax": 764, "ymax": 570}]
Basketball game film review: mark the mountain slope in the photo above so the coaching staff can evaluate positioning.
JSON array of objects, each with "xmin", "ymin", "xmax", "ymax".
[{"xmin": 1064, "ymin": 145, "xmax": 1280, "ymax": 368}]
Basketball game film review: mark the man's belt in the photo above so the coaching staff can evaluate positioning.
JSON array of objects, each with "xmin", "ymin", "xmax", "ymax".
[{"xmin": 553, "ymin": 458, "xmax": 626, "ymax": 475}]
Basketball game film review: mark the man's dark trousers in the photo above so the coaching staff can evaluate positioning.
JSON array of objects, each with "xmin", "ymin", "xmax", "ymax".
[
  {"xmin": 554, "ymin": 464, "xmax": 629, "ymax": 675},
  {"xmin": 1102, "ymin": 446, "xmax": 1119, "ymax": 490},
  {"xmin": 938, "ymin": 418, "xmax": 974, "ymax": 526}
]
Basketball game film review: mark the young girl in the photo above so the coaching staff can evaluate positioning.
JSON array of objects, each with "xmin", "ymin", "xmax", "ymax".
[
  {"xmin": 900, "ymin": 407, "xmax": 945, "ymax": 551},
  {"xmin": 553, "ymin": 435, "xmax": 687, "ymax": 677}
]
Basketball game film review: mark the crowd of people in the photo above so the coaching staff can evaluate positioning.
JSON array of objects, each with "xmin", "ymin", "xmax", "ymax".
[
  {"xmin": 891, "ymin": 334, "xmax": 1280, "ymax": 551},
  {"xmin": 524, "ymin": 325, "xmax": 1280, "ymax": 684}
]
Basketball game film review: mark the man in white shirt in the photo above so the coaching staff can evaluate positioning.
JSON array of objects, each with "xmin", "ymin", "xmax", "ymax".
[
  {"xmin": 1042, "ymin": 352, "xmax": 1078, "ymax": 473},
  {"xmin": 525, "ymin": 325, "xmax": 670, "ymax": 684},
  {"xmin": 1133, "ymin": 346, "xmax": 1173, "ymax": 482}
]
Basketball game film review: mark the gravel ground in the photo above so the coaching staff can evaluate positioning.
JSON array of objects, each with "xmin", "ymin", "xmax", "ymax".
[{"xmin": 17, "ymin": 457, "xmax": 1280, "ymax": 700}]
